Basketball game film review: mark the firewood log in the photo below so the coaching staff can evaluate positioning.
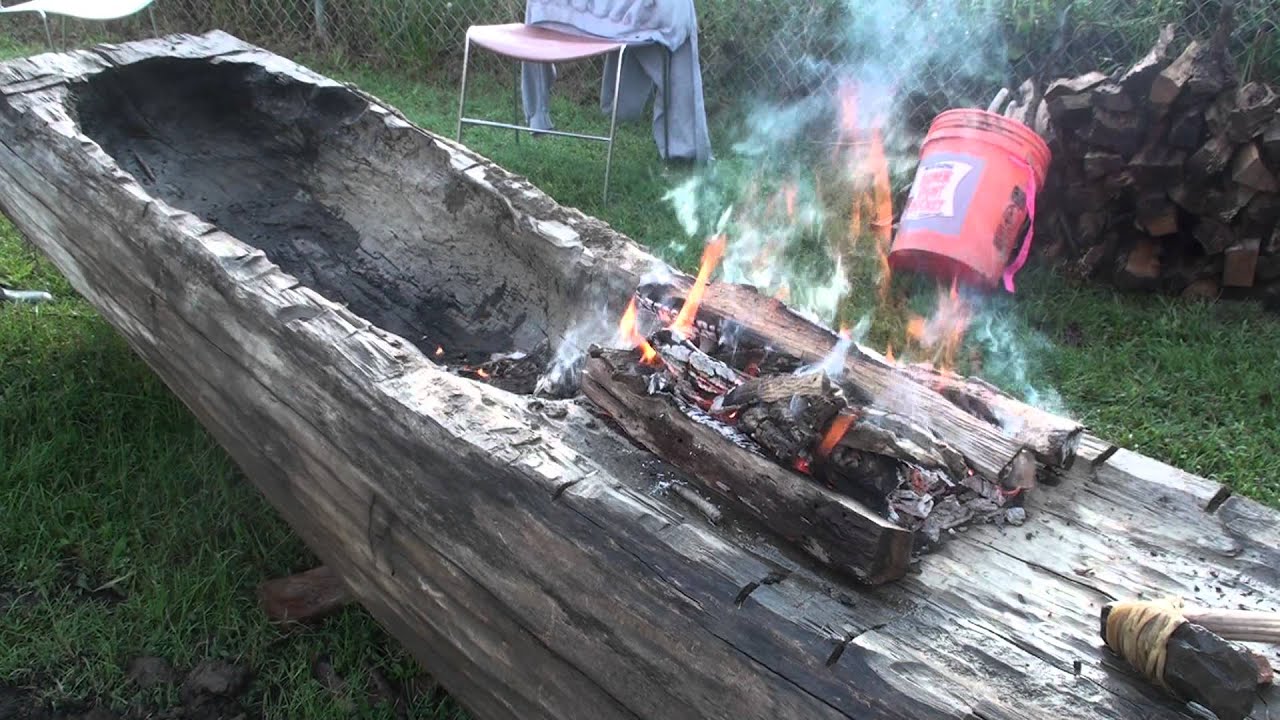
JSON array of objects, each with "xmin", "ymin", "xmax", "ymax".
[
  {"xmin": 1263, "ymin": 119, "xmax": 1280, "ymax": 163},
  {"xmin": 1223, "ymin": 238, "xmax": 1262, "ymax": 287},
  {"xmin": 258, "ymin": 565, "xmax": 353, "ymax": 623},
  {"xmin": 1167, "ymin": 106, "xmax": 1207, "ymax": 149},
  {"xmin": 1222, "ymin": 82, "xmax": 1280, "ymax": 142},
  {"xmin": 580, "ymin": 349, "xmax": 913, "ymax": 585},
  {"xmin": 1231, "ymin": 142, "xmax": 1279, "ymax": 192},
  {"xmin": 1135, "ymin": 193, "xmax": 1179, "ymax": 237},
  {"xmin": 1118, "ymin": 24, "xmax": 1176, "ymax": 98},
  {"xmin": 1115, "ymin": 236, "xmax": 1162, "ymax": 289}
]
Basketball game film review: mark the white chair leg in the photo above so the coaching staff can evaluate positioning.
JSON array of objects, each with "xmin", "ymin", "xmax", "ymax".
[
  {"xmin": 455, "ymin": 34, "xmax": 472, "ymax": 143},
  {"xmin": 603, "ymin": 45, "xmax": 626, "ymax": 205},
  {"xmin": 39, "ymin": 11, "xmax": 52, "ymax": 49}
]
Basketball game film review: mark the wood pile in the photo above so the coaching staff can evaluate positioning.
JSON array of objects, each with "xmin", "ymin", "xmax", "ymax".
[{"xmin": 1000, "ymin": 13, "xmax": 1280, "ymax": 303}]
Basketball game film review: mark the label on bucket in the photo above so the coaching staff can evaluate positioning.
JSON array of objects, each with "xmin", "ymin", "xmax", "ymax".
[{"xmin": 900, "ymin": 152, "xmax": 985, "ymax": 236}]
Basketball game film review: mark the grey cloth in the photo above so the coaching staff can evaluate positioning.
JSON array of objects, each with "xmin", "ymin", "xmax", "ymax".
[{"xmin": 520, "ymin": 0, "xmax": 712, "ymax": 163}]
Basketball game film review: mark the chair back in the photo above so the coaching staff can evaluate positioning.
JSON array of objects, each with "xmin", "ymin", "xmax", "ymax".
[{"xmin": 0, "ymin": 0, "xmax": 154, "ymax": 20}]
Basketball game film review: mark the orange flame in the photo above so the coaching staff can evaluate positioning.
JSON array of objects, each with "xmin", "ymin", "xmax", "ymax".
[
  {"xmin": 670, "ymin": 234, "xmax": 727, "ymax": 339},
  {"xmin": 838, "ymin": 82, "xmax": 894, "ymax": 301},
  {"xmin": 476, "ymin": 368, "xmax": 491, "ymax": 379},
  {"xmin": 817, "ymin": 412, "xmax": 856, "ymax": 458},
  {"xmin": 867, "ymin": 128, "xmax": 894, "ymax": 303},
  {"xmin": 434, "ymin": 345, "xmax": 444, "ymax": 357},
  {"xmin": 618, "ymin": 298, "xmax": 659, "ymax": 364},
  {"xmin": 905, "ymin": 276, "xmax": 971, "ymax": 373},
  {"xmin": 885, "ymin": 343, "xmax": 895, "ymax": 363}
]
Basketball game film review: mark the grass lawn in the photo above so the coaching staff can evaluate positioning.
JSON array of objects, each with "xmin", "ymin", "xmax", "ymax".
[{"xmin": 3, "ymin": 37, "xmax": 1280, "ymax": 720}]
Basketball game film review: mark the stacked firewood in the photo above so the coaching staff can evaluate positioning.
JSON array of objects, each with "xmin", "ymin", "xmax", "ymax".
[{"xmin": 1005, "ymin": 16, "xmax": 1280, "ymax": 302}]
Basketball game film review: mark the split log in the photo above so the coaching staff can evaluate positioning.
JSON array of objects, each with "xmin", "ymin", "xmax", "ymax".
[
  {"xmin": 1115, "ymin": 236, "xmax": 1162, "ymax": 289},
  {"xmin": 1222, "ymin": 82, "xmax": 1280, "ymax": 142},
  {"xmin": 1135, "ymin": 193, "xmax": 1179, "ymax": 237},
  {"xmin": 1085, "ymin": 109, "xmax": 1145, "ymax": 155},
  {"xmin": 5, "ymin": 31, "xmax": 1279, "ymax": 720},
  {"xmin": 1118, "ymin": 23, "xmax": 1176, "ymax": 98},
  {"xmin": 1045, "ymin": 71, "xmax": 1108, "ymax": 100},
  {"xmin": 1223, "ymin": 238, "xmax": 1261, "ymax": 287},
  {"xmin": 1167, "ymin": 106, "xmax": 1206, "ymax": 149},
  {"xmin": 1231, "ymin": 143, "xmax": 1279, "ymax": 191},
  {"xmin": 636, "ymin": 282, "xmax": 1075, "ymax": 488},
  {"xmin": 1263, "ymin": 119, "xmax": 1280, "ymax": 163},
  {"xmin": 258, "ymin": 565, "xmax": 353, "ymax": 622},
  {"xmin": 580, "ymin": 349, "xmax": 913, "ymax": 584}
]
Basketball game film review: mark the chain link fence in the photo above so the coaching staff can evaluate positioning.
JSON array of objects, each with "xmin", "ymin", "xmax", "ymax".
[{"xmin": 2, "ymin": 1, "xmax": 1276, "ymax": 118}]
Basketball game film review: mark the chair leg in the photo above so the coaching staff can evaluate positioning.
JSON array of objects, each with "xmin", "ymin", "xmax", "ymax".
[
  {"xmin": 662, "ymin": 50, "xmax": 671, "ymax": 161},
  {"xmin": 455, "ymin": 34, "xmax": 472, "ymax": 143},
  {"xmin": 603, "ymin": 45, "xmax": 626, "ymax": 205},
  {"xmin": 149, "ymin": 6, "xmax": 158, "ymax": 37},
  {"xmin": 513, "ymin": 62, "xmax": 520, "ymax": 145},
  {"xmin": 40, "ymin": 12, "xmax": 52, "ymax": 50}
]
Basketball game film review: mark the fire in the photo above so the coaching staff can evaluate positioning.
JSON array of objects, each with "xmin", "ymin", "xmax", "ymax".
[
  {"xmin": 435, "ymin": 345, "xmax": 444, "ymax": 357},
  {"xmin": 618, "ymin": 298, "xmax": 659, "ymax": 364},
  {"xmin": 906, "ymin": 276, "xmax": 971, "ymax": 373},
  {"xmin": 837, "ymin": 82, "xmax": 894, "ymax": 302},
  {"xmin": 868, "ymin": 128, "xmax": 893, "ymax": 304},
  {"xmin": 670, "ymin": 234, "xmax": 727, "ymax": 339},
  {"xmin": 885, "ymin": 343, "xmax": 895, "ymax": 363},
  {"xmin": 817, "ymin": 412, "xmax": 856, "ymax": 458},
  {"xmin": 476, "ymin": 368, "xmax": 491, "ymax": 379}
]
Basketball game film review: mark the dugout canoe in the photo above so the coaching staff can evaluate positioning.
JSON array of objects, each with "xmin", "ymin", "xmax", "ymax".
[{"xmin": 0, "ymin": 30, "xmax": 1277, "ymax": 720}]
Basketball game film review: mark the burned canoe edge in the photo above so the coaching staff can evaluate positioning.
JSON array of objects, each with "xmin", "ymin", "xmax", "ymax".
[{"xmin": 1, "ymin": 30, "xmax": 1278, "ymax": 720}]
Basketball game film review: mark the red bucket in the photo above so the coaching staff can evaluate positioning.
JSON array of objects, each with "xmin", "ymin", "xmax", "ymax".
[{"xmin": 888, "ymin": 109, "xmax": 1051, "ymax": 292}]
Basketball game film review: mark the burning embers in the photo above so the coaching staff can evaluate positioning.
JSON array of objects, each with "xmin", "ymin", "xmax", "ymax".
[{"xmin": 601, "ymin": 236, "xmax": 1028, "ymax": 551}]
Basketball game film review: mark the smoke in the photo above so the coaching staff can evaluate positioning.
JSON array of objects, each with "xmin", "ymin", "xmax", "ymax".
[
  {"xmin": 966, "ymin": 299, "xmax": 1068, "ymax": 415},
  {"xmin": 662, "ymin": 1, "xmax": 1009, "ymax": 330}
]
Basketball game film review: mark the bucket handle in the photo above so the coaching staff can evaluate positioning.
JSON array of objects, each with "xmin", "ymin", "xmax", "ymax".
[{"xmin": 1002, "ymin": 155, "xmax": 1038, "ymax": 293}]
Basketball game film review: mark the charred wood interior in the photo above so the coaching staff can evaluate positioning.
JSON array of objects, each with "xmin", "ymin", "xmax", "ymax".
[{"xmin": 72, "ymin": 58, "xmax": 564, "ymax": 391}]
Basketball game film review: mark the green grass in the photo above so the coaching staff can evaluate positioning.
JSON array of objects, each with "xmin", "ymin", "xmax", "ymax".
[{"xmin": 3, "ymin": 39, "xmax": 1280, "ymax": 720}]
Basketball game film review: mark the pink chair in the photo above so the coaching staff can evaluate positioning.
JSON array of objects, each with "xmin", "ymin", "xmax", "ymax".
[{"xmin": 454, "ymin": 22, "xmax": 669, "ymax": 205}]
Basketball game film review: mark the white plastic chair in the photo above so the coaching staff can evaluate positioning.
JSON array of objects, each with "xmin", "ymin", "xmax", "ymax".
[{"xmin": 0, "ymin": 0, "xmax": 157, "ymax": 50}]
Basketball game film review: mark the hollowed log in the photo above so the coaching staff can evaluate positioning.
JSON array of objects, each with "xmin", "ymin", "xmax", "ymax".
[{"xmin": 2, "ymin": 31, "xmax": 1279, "ymax": 720}]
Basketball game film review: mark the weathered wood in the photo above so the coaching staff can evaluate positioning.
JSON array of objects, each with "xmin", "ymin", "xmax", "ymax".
[
  {"xmin": 1083, "ymin": 151, "xmax": 1123, "ymax": 179},
  {"xmin": 1045, "ymin": 92, "xmax": 1093, "ymax": 131},
  {"xmin": 1263, "ymin": 119, "xmax": 1280, "ymax": 163},
  {"xmin": 1223, "ymin": 82, "xmax": 1280, "ymax": 142},
  {"xmin": 1223, "ymin": 238, "xmax": 1262, "ymax": 287},
  {"xmin": 893, "ymin": 363, "xmax": 1083, "ymax": 468},
  {"xmin": 258, "ymin": 565, "xmax": 353, "ymax": 622},
  {"xmin": 2, "ymin": 31, "xmax": 1278, "ymax": 720},
  {"xmin": 1135, "ymin": 193, "xmax": 1179, "ymax": 237},
  {"xmin": 1100, "ymin": 602, "xmax": 1269, "ymax": 720},
  {"xmin": 1231, "ymin": 142, "xmax": 1279, "ymax": 191},
  {"xmin": 1187, "ymin": 131, "xmax": 1235, "ymax": 179},
  {"xmin": 1118, "ymin": 23, "xmax": 1176, "ymax": 98},
  {"xmin": 638, "ymin": 282, "xmax": 1055, "ymax": 489},
  {"xmin": 1166, "ymin": 106, "xmax": 1206, "ymax": 149},
  {"xmin": 1193, "ymin": 216, "xmax": 1236, "ymax": 254},
  {"xmin": 1085, "ymin": 109, "xmax": 1145, "ymax": 155},
  {"xmin": 1044, "ymin": 71, "xmax": 1108, "ymax": 100},
  {"xmin": 580, "ymin": 351, "xmax": 912, "ymax": 585},
  {"xmin": 1115, "ymin": 236, "xmax": 1162, "ymax": 289}
]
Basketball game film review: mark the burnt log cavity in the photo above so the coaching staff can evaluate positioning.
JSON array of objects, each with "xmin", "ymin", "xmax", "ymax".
[{"xmin": 70, "ymin": 57, "xmax": 558, "ymax": 387}]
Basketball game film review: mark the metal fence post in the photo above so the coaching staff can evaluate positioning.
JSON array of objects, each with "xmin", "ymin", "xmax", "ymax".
[{"xmin": 313, "ymin": 0, "xmax": 328, "ymax": 45}]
